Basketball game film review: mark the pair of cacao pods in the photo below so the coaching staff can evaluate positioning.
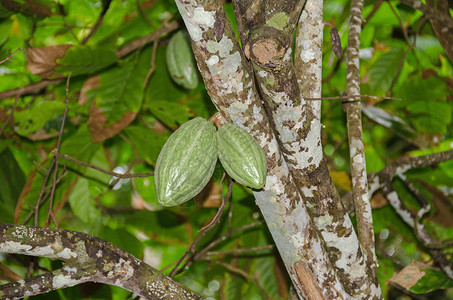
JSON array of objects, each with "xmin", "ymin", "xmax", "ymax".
[{"xmin": 155, "ymin": 117, "xmax": 267, "ymax": 207}]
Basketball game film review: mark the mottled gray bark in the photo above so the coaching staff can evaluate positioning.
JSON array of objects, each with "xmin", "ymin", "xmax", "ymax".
[
  {"xmin": 344, "ymin": 1, "xmax": 380, "ymax": 295},
  {"xmin": 0, "ymin": 223, "xmax": 202, "ymax": 299},
  {"xmin": 426, "ymin": 0, "xmax": 453, "ymax": 63},
  {"xmin": 294, "ymin": 0, "xmax": 378, "ymax": 297}
]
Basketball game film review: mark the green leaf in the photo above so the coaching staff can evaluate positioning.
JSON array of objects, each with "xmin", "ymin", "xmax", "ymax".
[
  {"xmin": 68, "ymin": 178, "xmax": 101, "ymax": 225},
  {"xmin": 123, "ymin": 126, "xmax": 167, "ymax": 165},
  {"xmin": 148, "ymin": 100, "xmax": 193, "ymax": 129},
  {"xmin": 0, "ymin": 149, "xmax": 26, "ymax": 223},
  {"xmin": 364, "ymin": 145, "xmax": 386, "ymax": 173},
  {"xmin": 125, "ymin": 211, "xmax": 189, "ymax": 244},
  {"xmin": 397, "ymin": 76, "xmax": 451, "ymax": 135},
  {"xmin": 255, "ymin": 255, "xmax": 282, "ymax": 300},
  {"xmin": 410, "ymin": 268, "xmax": 453, "ymax": 294},
  {"xmin": 14, "ymin": 100, "xmax": 65, "ymax": 136},
  {"xmin": 362, "ymin": 105, "xmax": 420, "ymax": 145},
  {"xmin": 133, "ymin": 165, "xmax": 159, "ymax": 207},
  {"xmin": 55, "ymin": 45, "xmax": 117, "ymax": 76},
  {"xmin": 223, "ymin": 273, "xmax": 244, "ymax": 300},
  {"xmin": 363, "ymin": 3, "xmax": 400, "ymax": 26},
  {"xmin": 407, "ymin": 101, "xmax": 452, "ymax": 135},
  {"xmin": 59, "ymin": 126, "xmax": 101, "ymax": 170},
  {"xmin": 368, "ymin": 47, "xmax": 406, "ymax": 94},
  {"xmin": 143, "ymin": 239, "xmax": 188, "ymax": 270},
  {"xmin": 99, "ymin": 227, "xmax": 144, "ymax": 259},
  {"xmin": 145, "ymin": 46, "xmax": 186, "ymax": 103},
  {"xmin": 87, "ymin": 51, "xmax": 148, "ymax": 124}
]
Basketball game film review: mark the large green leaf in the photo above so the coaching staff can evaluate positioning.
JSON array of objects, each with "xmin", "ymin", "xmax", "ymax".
[
  {"xmin": 397, "ymin": 76, "xmax": 451, "ymax": 135},
  {"xmin": 368, "ymin": 47, "xmax": 406, "ymax": 95},
  {"xmin": 87, "ymin": 51, "xmax": 148, "ymax": 123},
  {"xmin": 14, "ymin": 100, "xmax": 65, "ymax": 136},
  {"xmin": 362, "ymin": 105, "xmax": 422, "ymax": 146},
  {"xmin": 68, "ymin": 177, "xmax": 101, "ymax": 225},
  {"xmin": 223, "ymin": 273, "xmax": 244, "ymax": 300},
  {"xmin": 123, "ymin": 125, "xmax": 167, "ymax": 165},
  {"xmin": 148, "ymin": 100, "xmax": 193, "ymax": 129},
  {"xmin": 99, "ymin": 227, "xmax": 144, "ymax": 260},
  {"xmin": 254, "ymin": 255, "xmax": 283, "ymax": 300},
  {"xmin": 55, "ymin": 45, "xmax": 118, "ymax": 76},
  {"xmin": 125, "ymin": 211, "xmax": 189, "ymax": 244},
  {"xmin": 411, "ymin": 268, "xmax": 453, "ymax": 294},
  {"xmin": 0, "ymin": 149, "xmax": 26, "ymax": 223}
]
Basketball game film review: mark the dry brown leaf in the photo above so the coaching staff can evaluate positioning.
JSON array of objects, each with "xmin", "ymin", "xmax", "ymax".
[
  {"xmin": 418, "ymin": 180, "xmax": 453, "ymax": 227},
  {"xmin": 26, "ymin": 44, "xmax": 71, "ymax": 79},
  {"xmin": 87, "ymin": 100, "xmax": 137, "ymax": 142},
  {"xmin": 195, "ymin": 179, "xmax": 221, "ymax": 208},
  {"xmin": 27, "ymin": 128, "xmax": 59, "ymax": 141},
  {"xmin": 2, "ymin": 0, "xmax": 53, "ymax": 17},
  {"xmin": 79, "ymin": 76, "xmax": 100, "ymax": 105},
  {"xmin": 371, "ymin": 192, "xmax": 388, "ymax": 209},
  {"xmin": 0, "ymin": 263, "xmax": 22, "ymax": 282},
  {"xmin": 153, "ymin": 119, "xmax": 167, "ymax": 134},
  {"xmin": 388, "ymin": 260, "xmax": 430, "ymax": 291}
]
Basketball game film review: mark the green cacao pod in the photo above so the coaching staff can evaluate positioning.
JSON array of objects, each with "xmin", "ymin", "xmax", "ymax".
[
  {"xmin": 155, "ymin": 117, "xmax": 217, "ymax": 207},
  {"xmin": 166, "ymin": 31, "xmax": 199, "ymax": 89},
  {"xmin": 217, "ymin": 123, "xmax": 267, "ymax": 189}
]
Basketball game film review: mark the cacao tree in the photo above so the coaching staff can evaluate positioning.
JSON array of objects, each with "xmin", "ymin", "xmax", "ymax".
[{"xmin": 0, "ymin": 0, "xmax": 452, "ymax": 299}]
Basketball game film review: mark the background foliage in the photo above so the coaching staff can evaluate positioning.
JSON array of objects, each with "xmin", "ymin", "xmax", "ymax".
[{"xmin": 0, "ymin": 0, "xmax": 452, "ymax": 299}]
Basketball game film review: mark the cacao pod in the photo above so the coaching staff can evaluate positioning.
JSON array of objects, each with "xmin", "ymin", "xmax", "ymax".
[
  {"xmin": 166, "ymin": 31, "xmax": 199, "ymax": 89},
  {"xmin": 155, "ymin": 117, "xmax": 217, "ymax": 206},
  {"xmin": 217, "ymin": 123, "xmax": 267, "ymax": 189}
]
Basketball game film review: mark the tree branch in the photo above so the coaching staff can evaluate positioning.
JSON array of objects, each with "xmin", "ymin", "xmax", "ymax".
[
  {"xmin": 400, "ymin": 0, "xmax": 453, "ymax": 30},
  {"xmin": 294, "ymin": 0, "xmax": 381, "ymax": 297},
  {"xmin": 426, "ymin": 0, "xmax": 453, "ymax": 63},
  {"xmin": 0, "ymin": 223, "xmax": 203, "ymax": 299},
  {"xmin": 344, "ymin": 0, "xmax": 379, "ymax": 285}
]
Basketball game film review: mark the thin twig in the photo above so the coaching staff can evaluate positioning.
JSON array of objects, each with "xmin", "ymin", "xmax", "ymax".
[
  {"xmin": 201, "ymin": 258, "xmax": 271, "ymax": 300},
  {"xmin": 136, "ymin": 0, "xmax": 154, "ymax": 29},
  {"xmin": 172, "ymin": 221, "xmax": 264, "ymax": 277},
  {"xmin": 34, "ymin": 160, "xmax": 55, "ymax": 226},
  {"xmin": 207, "ymin": 245, "xmax": 274, "ymax": 256},
  {"xmin": 364, "ymin": 0, "xmax": 385, "ymax": 26},
  {"xmin": 0, "ymin": 47, "xmax": 23, "ymax": 64},
  {"xmin": 143, "ymin": 39, "xmax": 159, "ymax": 87},
  {"xmin": 200, "ymin": 174, "xmax": 231, "ymax": 231},
  {"xmin": 0, "ymin": 96, "xmax": 20, "ymax": 135},
  {"xmin": 57, "ymin": 154, "xmax": 154, "ymax": 178},
  {"xmin": 387, "ymin": 0, "xmax": 410, "ymax": 44},
  {"xmin": 81, "ymin": 0, "xmax": 112, "ymax": 45},
  {"xmin": 47, "ymin": 73, "xmax": 72, "ymax": 227},
  {"xmin": 305, "ymin": 94, "xmax": 401, "ymax": 101},
  {"xmin": 227, "ymin": 185, "xmax": 233, "ymax": 233},
  {"xmin": 169, "ymin": 176, "xmax": 234, "ymax": 277}
]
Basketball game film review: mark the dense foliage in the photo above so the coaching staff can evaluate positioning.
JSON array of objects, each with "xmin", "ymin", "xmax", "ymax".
[{"xmin": 0, "ymin": 0, "xmax": 452, "ymax": 298}]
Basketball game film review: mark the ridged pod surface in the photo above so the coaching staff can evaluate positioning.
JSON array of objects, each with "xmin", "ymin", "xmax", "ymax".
[
  {"xmin": 217, "ymin": 123, "xmax": 267, "ymax": 189},
  {"xmin": 166, "ymin": 30, "xmax": 199, "ymax": 89},
  {"xmin": 155, "ymin": 117, "xmax": 217, "ymax": 206}
]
